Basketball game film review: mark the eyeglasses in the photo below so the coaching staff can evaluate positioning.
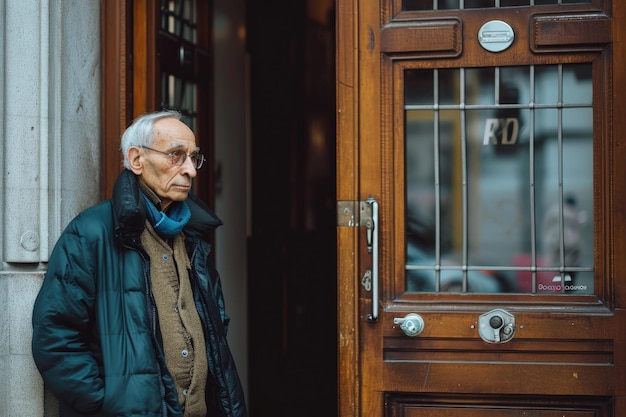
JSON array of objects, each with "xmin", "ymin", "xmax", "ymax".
[{"xmin": 140, "ymin": 146, "xmax": 205, "ymax": 169}]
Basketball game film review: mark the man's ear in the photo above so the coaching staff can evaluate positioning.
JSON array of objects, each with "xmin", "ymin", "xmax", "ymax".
[{"xmin": 127, "ymin": 146, "xmax": 143, "ymax": 175}]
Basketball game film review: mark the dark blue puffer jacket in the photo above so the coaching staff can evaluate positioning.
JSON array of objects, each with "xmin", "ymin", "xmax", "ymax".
[{"xmin": 32, "ymin": 169, "xmax": 247, "ymax": 417}]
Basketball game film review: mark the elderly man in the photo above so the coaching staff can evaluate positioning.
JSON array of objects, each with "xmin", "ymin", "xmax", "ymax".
[{"xmin": 32, "ymin": 110, "xmax": 247, "ymax": 417}]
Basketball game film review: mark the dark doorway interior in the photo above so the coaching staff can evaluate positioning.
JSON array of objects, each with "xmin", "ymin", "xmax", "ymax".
[{"xmin": 246, "ymin": 1, "xmax": 337, "ymax": 416}]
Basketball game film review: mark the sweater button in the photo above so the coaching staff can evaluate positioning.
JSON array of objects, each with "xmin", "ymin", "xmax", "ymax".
[
  {"xmin": 183, "ymin": 388, "xmax": 189, "ymax": 396},
  {"xmin": 174, "ymin": 306, "xmax": 179, "ymax": 313},
  {"xmin": 162, "ymin": 254, "xmax": 169, "ymax": 261},
  {"xmin": 181, "ymin": 349, "xmax": 189, "ymax": 358}
]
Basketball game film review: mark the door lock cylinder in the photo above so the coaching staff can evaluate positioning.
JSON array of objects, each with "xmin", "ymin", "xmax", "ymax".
[{"xmin": 478, "ymin": 309, "xmax": 515, "ymax": 343}]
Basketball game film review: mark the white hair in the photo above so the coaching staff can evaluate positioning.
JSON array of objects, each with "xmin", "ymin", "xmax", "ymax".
[{"xmin": 120, "ymin": 110, "xmax": 183, "ymax": 169}]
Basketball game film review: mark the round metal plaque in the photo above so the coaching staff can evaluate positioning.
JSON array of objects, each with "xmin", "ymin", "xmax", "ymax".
[{"xmin": 478, "ymin": 20, "xmax": 515, "ymax": 53}]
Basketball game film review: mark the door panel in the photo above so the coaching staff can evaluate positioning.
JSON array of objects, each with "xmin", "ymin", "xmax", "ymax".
[
  {"xmin": 336, "ymin": 0, "xmax": 626, "ymax": 416},
  {"xmin": 387, "ymin": 394, "xmax": 611, "ymax": 417}
]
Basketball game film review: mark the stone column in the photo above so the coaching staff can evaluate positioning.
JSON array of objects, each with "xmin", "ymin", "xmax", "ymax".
[{"xmin": 0, "ymin": 1, "xmax": 101, "ymax": 416}]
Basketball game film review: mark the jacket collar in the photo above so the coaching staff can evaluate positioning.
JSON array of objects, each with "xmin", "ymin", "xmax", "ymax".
[
  {"xmin": 111, "ymin": 169, "xmax": 222, "ymax": 242},
  {"xmin": 112, "ymin": 170, "xmax": 146, "ymax": 242},
  {"xmin": 184, "ymin": 192, "xmax": 223, "ymax": 240}
]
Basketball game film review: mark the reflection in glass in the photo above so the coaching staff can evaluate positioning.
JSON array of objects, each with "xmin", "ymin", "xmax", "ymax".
[
  {"xmin": 534, "ymin": 65, "xmax": 558, "ymax": 105},
  {"xmin": 406, "ymin": 110, "xmax": 462, "ymax": 266},
  {"xmin": 404, "ymin": 65, "xmax": 594, "ymax": 294},
  {"xmin": 402, "ymin": 0, "xmax": 434, "ymax": 10},
  {"xmin": 467, "ymin": 108, "xmax": 530, "ymax": 266},
  {"xmin": 405, "ymin": 70, "xmax": 434, "ymax": 105},
  {"xmin": 161, "ymin": 73, "xmax": 198, "ymax": 132},
  {"xmin": 406, "ymin": 111, "xmax": 437, "ymax": 268},
  {"xmin": 562, "ymin": 108, "xmax": 593, "ymax": 271},
  {"xmin": 440, "ymin": 69, "xmax": 460, "ymax": 105},
  {"xmin": 405, "ymin": 69, "xmax": 459, "ymax": 105},
  {"xmin": 402, "ymin": 0, "xmax": 590, "ymax": 11},
  {"xmin": 161, "ymin": 0, "xmax": 197, "ymax": 43},
  {"xmin": 465, "ymin": 0, "xmax": 495, "ymax": 8},
  {"xmin": 563, "ymin": 64, "xmax": 592, "ymax": 104},
  {"xmin": 465, "ymin": 67, "xmax": 495, "ymax": 106},
  {"xmin": 500, "ymin": 0, "xmax": 529, "ymax": 5}
]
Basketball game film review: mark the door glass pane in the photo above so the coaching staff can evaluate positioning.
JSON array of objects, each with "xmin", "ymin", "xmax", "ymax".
[
  {"xmin": 161, "ymin": 73, "xmax": 198, "ymax": 131},
  {"xmin": 404, "ymin": 64, "xmax": 594, "ymax": 294},
  {"xmin": 465, "ymin": 0, "xmax": 495, "ymax": 8},
  {"xmin": 161, "ymin": 0, "xmax": 197, "ymax": 43},
  {"xmin": 402, "ymin": 0, "xmax": 590, "ymax": 11},
  {"xmin": 405, "ymin": 70, "xmax": 434, "ymax": 105}
]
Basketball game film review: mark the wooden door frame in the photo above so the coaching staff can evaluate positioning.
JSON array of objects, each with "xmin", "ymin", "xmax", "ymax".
[
  {"xmin": 336, "ymin": 0, "xmax": 360, "ymax": 416},
  {"xmin": 336, "ymin": 1, "xmax": 626, "ymax": 416},
  {"xmin": 100, "ymin": 1, "xmax": 162, "ymax": 200},
  {"xmin": 101, "ymin": 0, "xmax": 133, "ymax": 200}
]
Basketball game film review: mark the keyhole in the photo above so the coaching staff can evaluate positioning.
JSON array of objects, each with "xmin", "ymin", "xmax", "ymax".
[
  {"xmin": 478, "ymin": 309, "xmax": 516, "ymax": 344},
  {"xmin": 489, "ymin": 315, "xmax": 503, "ymax": 329},
  {"xmin": 489, "ymin": 315, "xmax": 504, "ymax": 343}
]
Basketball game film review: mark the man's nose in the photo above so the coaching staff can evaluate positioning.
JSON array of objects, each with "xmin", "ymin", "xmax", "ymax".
[{"xmin": 181, "ymin": 156, "xmax": 198, "ymax": 177}]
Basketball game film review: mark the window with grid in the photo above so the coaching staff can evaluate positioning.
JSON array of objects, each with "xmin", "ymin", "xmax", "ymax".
[
  {"xmin": 402, "ymin": 0, "xmax": 590, "ymax": 11},
  {"xmin": 404, "ymin": 64, "xmax": 594, "ymax": 294}
]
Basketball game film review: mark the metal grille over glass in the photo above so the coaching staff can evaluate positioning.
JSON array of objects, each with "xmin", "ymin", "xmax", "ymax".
[
  {"xmin": 402, "ymin": 0, "xmax": 590, "ymax": 10},
  {"xmin": 404, "ymin": 64, "xmax": 594, "ymax": 294},
  {"xmin": 161, "ymin": 0, "xmax": 197, "ymax": 43}
]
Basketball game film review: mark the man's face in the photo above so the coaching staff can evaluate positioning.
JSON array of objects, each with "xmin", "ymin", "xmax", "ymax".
[{"xmin": 129, "ymin": 118, "xmax": 198, "ymax": 210}]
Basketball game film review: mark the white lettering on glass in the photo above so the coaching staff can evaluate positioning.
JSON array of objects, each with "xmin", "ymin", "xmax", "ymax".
[{"xmin": 483, "ymin": 118, "xmax": 519, "ymax": 145}]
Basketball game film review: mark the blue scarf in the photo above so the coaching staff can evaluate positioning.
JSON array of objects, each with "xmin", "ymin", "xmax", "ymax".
[{"xmin": 141, "ymin": 193, "xmax": 191, "ymax": 238}]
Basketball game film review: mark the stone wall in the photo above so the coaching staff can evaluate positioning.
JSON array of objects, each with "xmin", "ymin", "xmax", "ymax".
[{"xmin": 0, "ymin": 1, "xmax": 101, "ymax": 415}]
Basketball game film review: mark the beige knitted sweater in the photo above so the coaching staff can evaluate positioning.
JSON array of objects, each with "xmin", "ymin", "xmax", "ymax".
[{"xmin": 141, "ymin": 209, "xmax": 208, "ymax": 417}]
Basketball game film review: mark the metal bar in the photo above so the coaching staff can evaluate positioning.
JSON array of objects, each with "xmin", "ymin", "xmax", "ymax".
[
  {"xmin": 405, "ymin": 102, "xmax": 591, "ymax": 111},
  {"xmin": 434, "ymin": 69, "xmax": 442, "ymax": 292},
  {"xmin": 529, "ymin": 65, "xmax": 538, "ymax": 293},
  {"xmin": 557, "ymin": 64, "xmax": 566, "ymax": 293},
  {"xmin": 460, "ymin": 67, "xmax": 469, "ymax": 292}
]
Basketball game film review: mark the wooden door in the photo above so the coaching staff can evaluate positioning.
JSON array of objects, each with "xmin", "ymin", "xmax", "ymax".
[{"xmin": 337, "ymin": 0, "xmax": 626, "ymax": 416}]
